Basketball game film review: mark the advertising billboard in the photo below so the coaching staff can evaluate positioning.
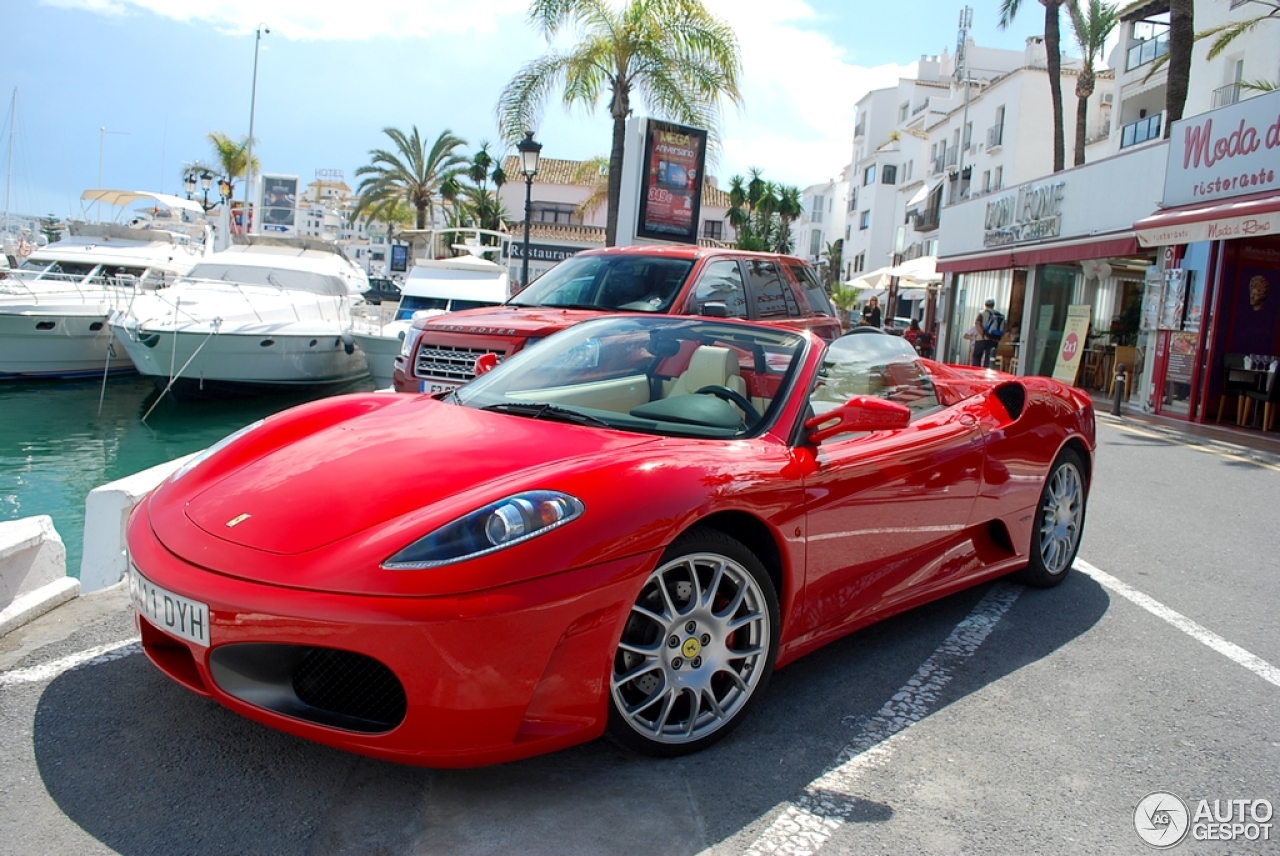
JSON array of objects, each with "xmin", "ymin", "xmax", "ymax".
[
  {"xmin": 636, "ymin": 120, "xmax": 707, "ymax": 244},
  {"xmin": 390, "ymin": 243, "xmax": 409, "ymax": 272},
  {"xmin": 259, "ymin": 174, "xmax": 299, "ymax": 234}
]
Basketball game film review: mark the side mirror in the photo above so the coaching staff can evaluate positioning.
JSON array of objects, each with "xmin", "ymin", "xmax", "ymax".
[
  {"xmin": 699, "ymin": 300, "xmax": 730, "ymax": 318},
  {"xmin": 805, "ymin": 396, "xmax": 911, "ymax": 443}
]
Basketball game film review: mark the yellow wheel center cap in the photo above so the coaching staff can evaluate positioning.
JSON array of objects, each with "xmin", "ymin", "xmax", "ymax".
[{"xmin": 681, "ymin": 637, "xmax": 701, "ymax": 658}]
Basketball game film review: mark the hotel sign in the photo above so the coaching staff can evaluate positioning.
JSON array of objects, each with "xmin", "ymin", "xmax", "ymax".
[
  {"xmin": 1164, "ymin": 88, "xmax": 1280, "ymax": 208},
  {"xmin": 983, "ymin": 181, "xmax": 1066, "ymax": 247}
]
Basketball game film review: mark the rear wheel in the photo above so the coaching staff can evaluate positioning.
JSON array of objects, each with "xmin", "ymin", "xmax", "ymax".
[
  {"xmin": 1015, "ymin": 448, "xmax": 1087, "ymax": 588},
  {"xmin": 607, "ymin": 527, "xmax": 779, "ymax": 756}
]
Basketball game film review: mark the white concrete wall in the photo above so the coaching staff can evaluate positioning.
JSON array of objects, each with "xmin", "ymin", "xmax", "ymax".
[
  {"xmin": 0, "ymin": 516, "xmax": 78, "ymax": 637},
  {"xmin": 80, "ymin": 454, "xmax": 197, "ymax": 594}
]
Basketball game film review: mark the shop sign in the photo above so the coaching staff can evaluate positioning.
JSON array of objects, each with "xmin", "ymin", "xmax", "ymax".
[
  {"xmin": 1052, "ymin": 304, "xmax": 1092, "ymax": 386},
  {"xmin": 636, "ymin": 120, "xmax": 708, "ymax": 244},
  {"xmin": 982, "ymin": 181, "xmax": 1065, "ymax": 247},
  {"xmin": 1163, "ymin": 89, "xmax": 1280, "ymax": 208},
  {"xmin": 507, "ymin": 242, "xmax": 590, "ymax": 263}
]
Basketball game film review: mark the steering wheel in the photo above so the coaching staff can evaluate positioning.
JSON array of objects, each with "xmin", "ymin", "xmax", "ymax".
[{"xmin": 694, "ymin": 385, "xmax": 761, "ymax": 423}]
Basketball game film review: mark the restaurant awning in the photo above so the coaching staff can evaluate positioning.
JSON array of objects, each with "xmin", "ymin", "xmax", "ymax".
[
  {"xmin": 937, "ymin": 232, "xmax": 1140, "ymax": 274},
  {"xmin": 1134, "ymin": 190, "xmax": 1280, "ymax": 247}
]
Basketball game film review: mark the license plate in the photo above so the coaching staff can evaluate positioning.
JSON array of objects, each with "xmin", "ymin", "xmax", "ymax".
[
  {"xmin": 421, "ymin": 380, "xmax": 460, "ymax": 393},
  {"xmin": 129, "ymin": 565, "xmax": 210, "ymax": 648}
]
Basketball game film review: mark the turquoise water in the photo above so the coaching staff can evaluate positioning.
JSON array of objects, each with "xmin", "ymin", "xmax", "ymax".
[{"xmin": 0, "ymin": 375, "xmax": 376, "ymax": 577}]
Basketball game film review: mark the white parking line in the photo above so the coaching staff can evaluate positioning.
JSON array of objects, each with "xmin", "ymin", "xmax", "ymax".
[
  {"xmin": 0, "ymin": 637, "xmax": 140, "ymax": 687},
  {"xmin": 732, "ymin": 582, "xmax": 1022, "ymax": 856},
  {"xmin": 1074, "ymin": 558, "xmax": 1280, "ymax": 689}
]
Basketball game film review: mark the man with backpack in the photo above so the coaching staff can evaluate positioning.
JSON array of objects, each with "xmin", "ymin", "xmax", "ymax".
[{"xmin": 972, "ymin": 298, "xmax": 1005, "ymax": 368}]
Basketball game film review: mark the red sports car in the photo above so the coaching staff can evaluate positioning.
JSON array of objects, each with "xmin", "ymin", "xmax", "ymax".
[{"xmin": 126, "ymin": 315, "xmax": 1094, "ymax": 767}]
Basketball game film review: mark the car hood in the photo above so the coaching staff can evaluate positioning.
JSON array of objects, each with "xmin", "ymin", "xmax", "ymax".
[
  {"xmin": 176, "ymin": 398, "xmax": 660, "ymax": 555},
  {"xmin": 416, "ymin": 305, "xmax": 616, "ymax": 338}
]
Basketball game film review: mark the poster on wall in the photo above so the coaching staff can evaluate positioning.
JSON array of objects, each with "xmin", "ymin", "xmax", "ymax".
[
  {"xmin": 1159, "ymin": 268, "xmax": 1187, "ymax": 330},
  {"xmin": 636, "ymin": 120, "xmax": 707, "ymax": 244},
  {"xmin": 259, "ymin": 174, "xmax": 299, "ymax": 234},
  {"xmin": 1052, "ymin": 304, "xmax": 1092, "ymax": 386}
]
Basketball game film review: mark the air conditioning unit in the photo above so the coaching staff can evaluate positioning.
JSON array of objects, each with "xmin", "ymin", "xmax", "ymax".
[{"xmin": 1101, "ymin": 92, "xmax": 1114, "ymax": 105}]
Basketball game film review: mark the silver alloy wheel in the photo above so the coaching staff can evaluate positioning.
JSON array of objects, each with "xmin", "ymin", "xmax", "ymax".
[
  {"xmin": 611, "ymin": 551, "xmax": 771, "ymax": 745},
  {"xmin": 1038, "ymin": 460, "xmax": 1084, "ymax": 574}
]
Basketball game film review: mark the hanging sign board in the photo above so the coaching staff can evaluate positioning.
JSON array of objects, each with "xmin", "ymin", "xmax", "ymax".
[
  {"xmin": 635, "ymin": 120, "xmax": 707, "ymax": 244},
  {"xmin": 1052, "ymin": 304, "xmax": 1092, "ymax": 386},
  {"xmin": 259, "ymin": 174, "xmax": 299, "ymax": 234}
]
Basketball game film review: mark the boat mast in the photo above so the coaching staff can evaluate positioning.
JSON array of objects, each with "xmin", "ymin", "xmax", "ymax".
[{"xmin": 4, "ymin": 88, "xmax": 14, "ymax": 238}]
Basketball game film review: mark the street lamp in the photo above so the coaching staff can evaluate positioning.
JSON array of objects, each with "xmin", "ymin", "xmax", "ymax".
[
  {"xmin": 183, "ymin": 169, "xmax": 221, "ymax": 212},
  {"xmin": 517, "ymin": 131, "xmax": 542, "ymax": 288}
]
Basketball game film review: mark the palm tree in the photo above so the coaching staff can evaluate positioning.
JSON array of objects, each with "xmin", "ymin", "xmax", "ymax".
[
  {"xmin": 822, "ymin": 240, "xmax": 844, "ymax": 289},
  {"xmin": 829, "ymin": 283, "xmax": 860, "ymax": 331},
  {"xmin": 1066, "ymin": 0, "xmax": 1118, "ymax": 166},
  {"xmin": 572, "ymin": 156, "xmax": 610, "ymax": 223},
  {"xmin": 351, "ymin": 127, "xmax": 468, "ymax": 230},
  {"xmin": 206, "ymin": 132, "xmax": 257, "ymax": 203},
  {"xmin": 1000, "ymin": 0, "xmax": 1067, "ymax": 173},
  {"xmin": 773, "ymin": 185, "xmax": 803, "ymax": 255},
  {"xmin": 497, "ymin": 0, "xmax": 743, "ymax": 247},
  {"xmin": 1198, "ymin": 0, "xmax": 1279, "ymax": 91},
  {"xmin": 1165, "ymin": 0, "xmax": 1194, "ymax": 136}
]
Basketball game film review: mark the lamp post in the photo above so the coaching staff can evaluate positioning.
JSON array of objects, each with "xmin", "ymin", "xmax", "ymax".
[
  {"xmin": 183, "ymin": 169, "xmax": 221, "ymax": 212},
  {"xmin": 517, "ymin": 131, "xmax": 542, "ymax": 288},
  {"xmin": 244, "ymin": 23, "xmax": 269, "ymax": 236}
]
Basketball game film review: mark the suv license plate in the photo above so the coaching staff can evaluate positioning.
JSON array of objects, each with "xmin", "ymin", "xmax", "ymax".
[{"xmin": 422, "ymin": 381, "xmax": 460, "ymax": 393}]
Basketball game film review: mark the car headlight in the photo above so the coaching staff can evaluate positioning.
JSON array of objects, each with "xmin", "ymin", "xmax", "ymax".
[
  {"xmin": 169, "ymin": 419, "xmax": 266, "ymax": 483},
  {"xmin": 383, "ymin": 490, "xmax": 585, "ymax": 570}
]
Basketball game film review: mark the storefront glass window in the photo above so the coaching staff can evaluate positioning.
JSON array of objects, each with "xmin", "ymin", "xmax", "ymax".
[{"xmin": 1032, "ymin": 265, "xmax": 1076, "ymax": 376}]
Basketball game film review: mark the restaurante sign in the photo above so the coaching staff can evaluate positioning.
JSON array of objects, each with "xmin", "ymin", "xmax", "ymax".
[
  {"xmin": 983, "ymin": 180, "xmax": 1066, "ymax": 247},
  {"xmin": 1163, "ymin": 88, "xmax": 1280, "ymax": 208}
]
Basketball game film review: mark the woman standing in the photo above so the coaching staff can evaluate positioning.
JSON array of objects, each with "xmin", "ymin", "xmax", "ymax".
[{"xmin": 861, "ymin": 296, "xmax": 882, "ymax": 328}]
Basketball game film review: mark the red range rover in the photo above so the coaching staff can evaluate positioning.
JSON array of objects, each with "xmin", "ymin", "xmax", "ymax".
[{"xmin": 393, "ymin": 245, "xmax": 842, "ymax": 393}]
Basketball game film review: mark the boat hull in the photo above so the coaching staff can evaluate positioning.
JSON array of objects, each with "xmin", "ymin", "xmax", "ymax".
[
  {"xmin": 114, "ymin": 326, "xmax": 370, "ymax": 397},
  {"xmin": 0, "ymin": 308, "xmax": 136, "ymax": 378}
]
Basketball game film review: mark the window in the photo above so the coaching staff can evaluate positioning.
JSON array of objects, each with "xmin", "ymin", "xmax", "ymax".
[
  {"xmin": 848, "ymin": 189, "xmax": 857, "ymax": 211},
  {"xmin": 812, "ymin": 194, "xmax": 824, "ymax": 224},
  {"xmin": 845, "ymin": 225, "xmax": 851, "ymax": 241},
  {"xmin": 807, "ymin": 334, "xmax": 939, "ymax": 421},
  {"xmin": 692, "ymin": 259, "xmax": 748, "ymax": 318},
  {"xmin": 982, "ymin": 170, "xmax": 991, "ymax": 193},
  {"xmin": 809, "ymin": 230, "xmax": 824, "ymax": 257},
  {"xmin": 963, "ymin": 121, "xmax": 973, "ymax": 150},
  {"xmin": 882, "ymin": 165, "xmax": 898, "ymax": 185},
  {"xmin": 702, "ymin": 220, "xmax": 724, "ymax": 241},
  {"xmin": 994, "ymin": 166, "xmax": 1004, "ymax": 190},
  {"xmin": 786, "ymin": 262, "xmax": 836, "ymax": 317},
  {"xmin": 903, "ymin": 160, "xmax": 914, "ymax": 182},
  {"xmin": 853, "ymin": 252, "xmax": 865, "ymax": 273},
  {"xmin": 531, "ymin": 202, "xmax": 577, "ymax": 224},
  {"xmin": 863, "ymin": 165, "xmax": 876, "ymax": 186},
  {"xmin": 860, "ymin": 210, "xmax": 871, "ymax": 230},
  {"xmin": 899, "ymin": 102, "xmax": 910, "ymax": 123},
  {"xmin": 745, "ymin": 260, "xmax": 800, "ymax": 318}
]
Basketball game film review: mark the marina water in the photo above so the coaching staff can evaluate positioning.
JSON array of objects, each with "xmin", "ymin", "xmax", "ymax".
[{"xmin": 1, "ymin": 374, "xmax": 376, "ymax": 577}]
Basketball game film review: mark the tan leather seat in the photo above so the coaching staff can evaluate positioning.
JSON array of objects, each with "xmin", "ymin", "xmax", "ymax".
[{"xmin": 667, "ymin": 345, "xmax": 747, "ymax": 399}]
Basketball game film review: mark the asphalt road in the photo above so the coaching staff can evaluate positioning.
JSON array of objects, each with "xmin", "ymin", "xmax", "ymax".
[{"xmin": 2, "ymin": 415, "xmax": 1278, "ymax": 856}]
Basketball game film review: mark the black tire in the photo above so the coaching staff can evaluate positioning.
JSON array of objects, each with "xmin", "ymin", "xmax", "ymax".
[
  {"xmin": 607, "ymin": 526, "xmax": 779, "ymax": 756},
  {"xmin": 1014, "ymin": 448, "xmax": 1087, "ymax": 588}
]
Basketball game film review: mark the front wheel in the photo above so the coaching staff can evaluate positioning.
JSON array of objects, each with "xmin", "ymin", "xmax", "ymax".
[
  {"xmin": 607, "ymin": 527, "xmax": 779, "ymax": 756},
  {"xmin": 1014, "ymin": 448, "xmax": 1087, "ymax": 588}
]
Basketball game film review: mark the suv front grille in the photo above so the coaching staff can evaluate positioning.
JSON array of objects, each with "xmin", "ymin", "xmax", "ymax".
[{"xmin": 414, "ymin": 343, "xmax": 500, "ymax": 382}]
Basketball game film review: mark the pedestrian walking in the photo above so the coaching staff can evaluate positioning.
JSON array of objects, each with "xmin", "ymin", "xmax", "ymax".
[{"xmin": 972, "ymin": 298, "xmax": 1005, "ymax": 368}]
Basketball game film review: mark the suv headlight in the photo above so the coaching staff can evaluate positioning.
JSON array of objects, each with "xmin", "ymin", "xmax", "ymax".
[{"xmin": 383, "ymin": 490, "xmax": 585, "ymax": 569}]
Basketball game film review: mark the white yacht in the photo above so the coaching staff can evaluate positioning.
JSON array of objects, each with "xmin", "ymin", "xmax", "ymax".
[
  {"xmin": 0, "ymin": 190, "xmax": 211, "ymax": 378},
  {"xmin": 110, "ymin": 236, "xmax": 370, "ymax": 398},
  {"xmin": 350, "ymin": 228, "xmax": 513, "ymax": 388}
]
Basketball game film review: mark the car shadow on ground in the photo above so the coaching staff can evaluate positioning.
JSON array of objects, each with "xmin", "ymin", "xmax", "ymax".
[{"xmin": 32, "ymin": 570, "xmax": 1109, "ymax": 856}]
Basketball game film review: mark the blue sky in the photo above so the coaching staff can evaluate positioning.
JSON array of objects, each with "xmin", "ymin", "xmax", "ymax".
[{"xmin": 2, "ymin": 0, "xmax": 1050, "ymax": 220}]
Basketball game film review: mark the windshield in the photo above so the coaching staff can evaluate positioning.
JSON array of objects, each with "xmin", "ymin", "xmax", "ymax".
[
  {"xmin": 185, "ymin": 263, "xmax": 349, "ymax": 296},
  {"xmin": 454, "ymin": 315, "xmax": 807, "ymax": 439},
  {"xmin": 509, "ymin": 254, "xmax": 694, "ymax": 312},
  {"xmin": 808, "ymin": 330, "xmax": 940, "ymax": 419}
]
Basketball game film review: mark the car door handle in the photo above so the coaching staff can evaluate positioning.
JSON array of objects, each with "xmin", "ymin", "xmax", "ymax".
[{"xmin": 960, "ymin": 413, "xmax": 977, "ymax": 427}]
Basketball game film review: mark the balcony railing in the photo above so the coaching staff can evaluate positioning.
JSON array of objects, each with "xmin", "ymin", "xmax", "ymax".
[
  {"xmin": 1126, "ymin": 32, "xmax": 1169, "ymax": 71},
  {"xmin": 1212, "ymin": 82, "xmax": 1242, "ymax": 110},
  {"xmin": 945, "ymin": 145, "xmax": 958, "ymax": 167},
  {"xmin": 1120, "ymin": 113, "xmax": 1163, "ymax": 149},
  {"xmin": 911, "ymin": 99, "xmax": 930, "ymax": 116},
  {"xmin": 986, "ymin": 124, "xmax": 1003, "ymax": 149}
]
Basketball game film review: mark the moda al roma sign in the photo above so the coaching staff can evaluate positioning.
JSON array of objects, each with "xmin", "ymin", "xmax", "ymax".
[{"xmin": 1163, "ymin": 88, "xmax": 1280, "ymax": 208}]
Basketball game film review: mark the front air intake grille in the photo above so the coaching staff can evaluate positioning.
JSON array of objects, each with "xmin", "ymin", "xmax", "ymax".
[
  {"xmin": 415, "ymin": 343, "xmax": 498, "ymax": 382},
  {"xmin": 292, "ymin": 648, "xmax": 407, "ymax": 727},
  {"xmin": 209, "ymin": 643, "xmax": 408, "ymax": 733}
]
